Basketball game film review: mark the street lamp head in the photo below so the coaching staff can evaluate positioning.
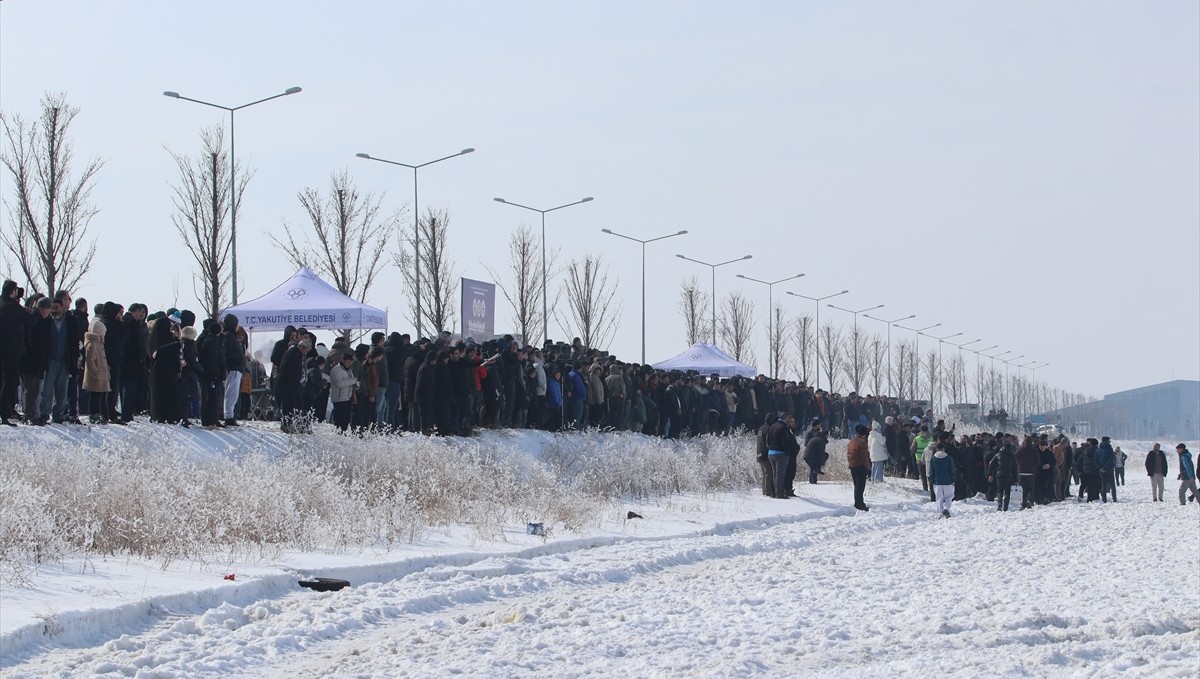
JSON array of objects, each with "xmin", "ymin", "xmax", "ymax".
[
  {"xmin": 460, "ymin": 148, "xmax": 475, "ymax": 155},
  {"xmin": 742, "ymin": 254, "xmax": 753, "ymax": 260},
  {"xmin": 870, "ymin": 304, "xmax": 884, "ymax": 311},
  {"xmin": 163, "ymin": 91, "xmax": 180, "ymax": 98},
  {"xmin": 601, "ymin": 228, "xmax": 613, "ymax": 234},
  {"xmin": 676, "ymin": 254, "xmax": 686, "ymax": 259},
  {"xmin": 355, "ymin": 153, "xmax": 371, "ymax": 159},
  {"xmin": 284, "ymin": 87, "xmax": 303, "ymax": 95},
  {"xmin": 736, "ymin": 274, "xmax": 748, "ymax": 280},
  {"xmin": 581, "ymin": 197, "xmax": 594, "ymax": 203},
  {"xmin": 494, "ymin": 197, "xmax": 506, "ymax": 203},
  {"xmin": 839, "ymin": 290, "xmax": 849, "ymax": 295},
  {"xmin": 677, "ymin": 230, "xmax": 688, "ymax": 235}
]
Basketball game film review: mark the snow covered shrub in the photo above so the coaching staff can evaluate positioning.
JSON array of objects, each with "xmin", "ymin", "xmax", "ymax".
[{"xmin": 0, "ymin": 470, "xmax": 67, "ymax": 584}]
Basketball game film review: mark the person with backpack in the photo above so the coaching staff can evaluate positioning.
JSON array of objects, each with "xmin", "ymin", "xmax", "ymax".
[{"xmin": 987, "ymin": 438, "xmax": 1017, "ymax": 512}]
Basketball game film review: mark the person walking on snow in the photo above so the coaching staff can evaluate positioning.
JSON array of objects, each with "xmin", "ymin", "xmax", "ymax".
[
  {"xmin": 847, "ymin": 424, "xmax": 871, "ymax": 512},
  {"xmin": 1114, "ymin": 446, "xmax": 1127, "ymax": 486},
  {"xmin": 1145, "ymin": 443, "xmax": 1168, "ymax": 502},
  {"xmin": 929, "ymin": 441, "xmax": 957, "ymax": 518},
  {"xmin": 1096, "ymin": 436, "xmax": 1117, "ymax": 503},
  {"xmin": 1176, "ymin": 444, "xmax": 1197, "ymax": 506}
]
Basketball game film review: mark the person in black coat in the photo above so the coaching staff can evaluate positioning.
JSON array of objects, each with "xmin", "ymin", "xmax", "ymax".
[
  {"xmin": 756, "ymin": 412, "xmax": 777, "ymax": 497},
  {"xmin": 802, "ymin": 425, "xmax": 829, "ymax": 485},
  {"xmin": 277, "ymin": 339, "xmax": 310, "ymax": 433},
  {"xmin": 414, "ymin": 349, "xmax": 437, "ymax": 434},
  {"xmin": 196, "ymin": 319, "xmax": 226, "ymax": 428},
  {"xmin": 99, "ymin": 302, "xmax": 126, "ymax": 423},
  {"xmin": 179, "ymin": 325, "xmax": 201, "ymax": 427},
  {"xmin": 1145, "ymin": 443, "xmax": 1169, "ymax": 502},
  {"xmin": 148, "ymin": 316, "xmax": 181, "ymax": 424},
  {"xmin": 402, "ymin": 343, "xmax": 426, "ymax": 432},
  {"xmin": 119, "ymin": 304, "xmax": 148, "ymax": 423},
  {"xmin": 766, "ymin": 414, "xmax": 800, "ymax": 499},
  {"xmin": 988, "ymin": 439, "xmax": 1018, "ymax": 511},
  {"xmin": 382, "ymin": 332, "xmax": 408, "ymax": 429},
  {"xmin": 221, "ymin": 314, "xmax": 246, "ymax": 426}
]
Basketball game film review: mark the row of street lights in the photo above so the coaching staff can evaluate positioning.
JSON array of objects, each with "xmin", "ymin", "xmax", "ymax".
[{"xmin": 161, "ymin": 88, "xmax": 1050, "ymax": 405}]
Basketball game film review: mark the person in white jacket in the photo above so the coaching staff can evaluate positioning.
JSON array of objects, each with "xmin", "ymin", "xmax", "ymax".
[
  {"xmin": 868, "ymin": 422, "xmax": 889, "ymax": 482},
  {"xmin": 329, "ymin": 353, "xmax": 359, "ymax": 432}
]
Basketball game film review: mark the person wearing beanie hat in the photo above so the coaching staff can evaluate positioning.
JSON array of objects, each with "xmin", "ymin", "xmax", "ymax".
[{"xmin": 847, "ymin": 424, "xmax": 871, "ymax": 511}]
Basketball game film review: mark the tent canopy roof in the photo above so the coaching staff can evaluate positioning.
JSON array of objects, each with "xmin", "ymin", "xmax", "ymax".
[
  {"xmin": 651, "ymin": 342, "xmax": 758, "ymax": 378},
  {"xmin": 220, "ymin": 267, "xmax": 388, "ymax": 331}
]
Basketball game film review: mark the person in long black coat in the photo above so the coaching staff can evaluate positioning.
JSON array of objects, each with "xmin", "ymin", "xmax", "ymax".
[
  {"xmin": 196, "ymin": 319, "xmax": 226, "ymax": 428},
  {"xmin": 277, "ymin": 340, "xmax": 310, "ymax": 433},
  {"xmin": 148, "ymin": 317, "xmax": 181, "ymax": 423},
  {"xmin": 414, "ymin": 350, "xmax": 437, "ymax": 434}
]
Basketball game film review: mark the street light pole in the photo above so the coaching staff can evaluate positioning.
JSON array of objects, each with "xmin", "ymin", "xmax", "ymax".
[
  {"xmin": 495, "ymin": 196, "xmax": 594, "ymax": 345},
  {"xmin": 164, "ymin": 86, "xmax": 302, "ymax": 305},
  {"xmin": 826, "ymin": 303, "xmax": 883, "ymax": 392},
  {"xmin": 920, "ymin": 330, "xmax": 962, "ymax": 412},
  {"xmin": 676, "ymin": 253, "xmax": 753, "ymax": 346},
  {"xmin": 896, "ymin": 322, "xmax": 941, "ymax": 404},
  {"xmin": 601, "ymin": 228, "xmax": 688, "ymax": 363},
  {"xmin": 786, "ymin": 289, "xmax": 849, "ymax": 391},
  {"xmin": 736, "ymin": 272, "xmax": 805, "ymax": 377},
  {"xmin": 357, "ymin": 148, "xmax": 475, "ymax": 339},
  {"xmin": 863, "ymin": 313, "xmax": 915, "ymax": 396}
]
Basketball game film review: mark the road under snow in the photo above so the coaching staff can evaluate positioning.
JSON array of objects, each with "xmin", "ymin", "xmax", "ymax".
[{"xmin": 4, "ymin": 479, "xmax": 1197, "ymax": 678}]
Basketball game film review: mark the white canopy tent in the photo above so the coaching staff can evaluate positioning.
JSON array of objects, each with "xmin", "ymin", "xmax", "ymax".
[
  {"xmin": 651, "ymin": 342, "xmax": 758, "ymax": 378},
  {"xmin": 220, "ymin": 267, "xmax": 387, "ymax": 331}
]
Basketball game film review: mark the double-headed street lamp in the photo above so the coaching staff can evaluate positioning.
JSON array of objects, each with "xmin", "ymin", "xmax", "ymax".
[
  {"xmin": 357, "ymin": 148, "xmax": 474, "ymax": 339},
  {"xmin": 163, "ymin": 86, "xmax": 303, "ymax": 304},
  {"xmin": 828, "ymin": 303, "xmax": 883, "ymax": 336},
  {"xmin": 922, "ymin": 330, "xmax": 962, "ymax": 411},
  {"xmin": 601, "ymin": 228, "xmax": 688, "ymax": 363},
  {"xmin": 786, "ymin": 289, "xmax": 848, "ymax": 391},
  {"xmin": 863, "ymin": 313, "xmax": 914, "ymax": 396},
  {"xmin": 736, "ymin": 272, "xmax": 804, "ymax": 378},
  {"xmin": 896, "ymin": 322, "xmax": 940, "ymax": 404},
  {"xmin": 495, "ymin": 196, "xmax": 594, "ymax": 345},
  {"xmin": 676, "ymin": 253, "xmax": 753, "ymax": 346}
]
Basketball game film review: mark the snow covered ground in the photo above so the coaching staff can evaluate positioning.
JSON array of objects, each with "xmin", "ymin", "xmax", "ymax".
[{"xmin": 1, "ymin": 427, "xmax": 1197, "ymax": 677}]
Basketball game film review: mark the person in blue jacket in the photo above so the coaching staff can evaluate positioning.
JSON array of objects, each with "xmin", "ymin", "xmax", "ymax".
[
  {"xmin": 545, "ymin": 367, "xmax": 564, "ymax": 431},
  {"xmin": 929, "ymin": 441, "xmax": 957, "ymax": 518},
  {"xmin": 567, "ymin": 362, "xmax": 587, "ymax": 430},
  {"xmin": 1176, "ymin": 444, "xmax": 1197, "ymax": 506}
]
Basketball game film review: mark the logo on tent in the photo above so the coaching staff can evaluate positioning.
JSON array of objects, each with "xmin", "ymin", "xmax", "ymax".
[
  {"xmin": 342, "ymin": 312, "xmax": 352, "ymax": 323},
  {"xmin": 689, "ymin": 352, "xmax": 702, "ymax": 360},
  {"xmin": 287, "ymin": 288, "xmax": 308, "ymax": 300}
]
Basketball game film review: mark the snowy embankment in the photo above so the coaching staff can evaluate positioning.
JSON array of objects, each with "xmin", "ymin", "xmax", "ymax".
[{"xmin": 1, "ymin": 425, "xmax": 1197, "ymax": 677}]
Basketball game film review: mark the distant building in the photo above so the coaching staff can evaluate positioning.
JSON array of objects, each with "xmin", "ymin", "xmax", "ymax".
[{"xmin": 1039, "ymin": 380, "xmax": 1199, "ymax": 440}]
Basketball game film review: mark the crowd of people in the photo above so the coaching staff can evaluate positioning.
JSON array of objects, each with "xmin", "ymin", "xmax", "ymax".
[
  {"xmin": 2, "ymin": 279, "xmax": 1196, "ymax": 514},
  {"xmin": 753, "ymin": 409, "xmax": 1199, "ymax": 514}
]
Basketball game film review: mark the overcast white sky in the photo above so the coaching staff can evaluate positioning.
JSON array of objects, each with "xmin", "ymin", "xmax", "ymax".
[{"xmin": 1, "ymin": 1, "xmax": 1197, "ymax": 398}]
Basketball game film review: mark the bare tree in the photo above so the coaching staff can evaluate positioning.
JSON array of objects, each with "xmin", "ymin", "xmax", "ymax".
[
  {"xmin": 717, "ymin": 291, "xmax": 756, "ymax": 364},
  {"xmin": 271, "ymin": 169, "xmax": 396, "ymax": 308},
  {"xmin": 166, "ymin": 126, "xmax": 250, "ymax": 319},
  {"xmin": 841, "ymin": 322, "xmax": 870, "ymax": 394},
  {"xmin": 923, "ymin": 349, "xmax": 940, "ymax": 410},
  {"xmin": 893, "ymin": 339, "xmax": 916, "ymax": 404},
  {"xmin": 0, "ymin": 93, "xmax": 103, "ymax": 296},
  {"xmin": 868, "ymin": 335, "xmax": 887, "ymax": 397},
  {"xmin": 557, "ymin": 254, "xmax": 621, "ymax": 350},
  {"xmin": 678, "ymin": 275, "xmax": 710, "ymax": 346},
  {"xmin": 945, "ymin": 352, "xmax": 966, "ymax": 407},
  {"xmin": 767, "ymin": 303, "xmax": 791, "ymax": 379},
  {"xmin": 395, "ymin": 207, "xmax": 458, "ymax": 335},
  {"xmin": 482, "ymin": 224, "xmax": 558, "ymax": 346},
  {"xmin": 793, "ymin": 313, "xmax": 815, "ymax": 384},
  {"xmin": 819, "ymin": 323, "xmax": 843, "ymax": 394}
]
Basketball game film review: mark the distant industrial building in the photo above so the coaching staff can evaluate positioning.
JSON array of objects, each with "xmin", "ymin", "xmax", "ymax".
[{"xmin": 1040, "ymin": 380, "xmax": 1199, "ymax": 440}]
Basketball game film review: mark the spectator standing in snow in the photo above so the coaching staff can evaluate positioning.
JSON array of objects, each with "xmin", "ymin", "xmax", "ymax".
[
  {"xmin": 802, "ymin": 423, "xmax": 828, "ymax": 485},
  {"xmin": 766, "ymin": 414, "xmax": 800, "ymax": 500},
  {"xmin": 868, "ymin": 421, "xmax": 888, "ymax": 482},
  {"xmin": 847, "ymin": 424, "xmax": 871, "ymax": 512},
  {"xmin": 929, "ymin": 441, "xmax": 956, "ymax": 518},
  {"xmin": 911, "ymin": 425, "xmax": 932, "ymax": 493},
  {"xmin": 1113, "ymin": 446, "xmax": 1127, "ymax": 486},
  {"xmin": 329, "ymin": 353, "xmax": 358, "ymax": 432},
  {"xmin": 1096, "ymin": 436, "xmax": 1117, "ymax": 503},
  {"xmin": 755, "ymin": 412, "xmax": 777, "ymax": 498},
  {"xmin": 1016, "ymin": 435, "xmax": 1039, "ymax": 510},
  {"xmin": 1145, "ymin": 443, "xmax": 1168, "ymax": 502},
  {"xmin": 1176, "ymin": 444, "xmax": 1197, "ymax": 506},
  {"xmin": 988, "ymin": 438, "xmax": 1017, "ymax": 512}
]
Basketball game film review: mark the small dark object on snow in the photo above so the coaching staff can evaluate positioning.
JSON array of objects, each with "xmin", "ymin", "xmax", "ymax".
[
  {"xmin": 526, "ymin": 522, "xmax": 545, "ymax": 536},
  {"xmin": 298, "ymin": 577, "xmax": 351, "ymax": 592},
  {"xmin": 627, "ymin": 511, "xmax": 643, "ymax": 519},
  {"xmin": 223, "ymin": 573, "xmax": 236, "ymax": 581}
]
